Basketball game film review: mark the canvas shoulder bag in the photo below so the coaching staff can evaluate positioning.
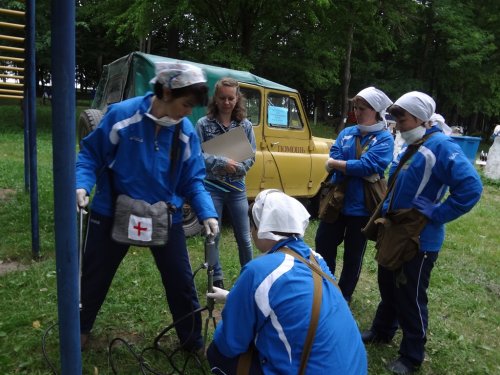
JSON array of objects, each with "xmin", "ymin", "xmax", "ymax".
[
  {"xmin": 111, "ymin": 195, "xmax": 174, "ymax": 247},
  {"xmin": 111, "ymin": 123, "xmax": 181, "ymax": 247}
]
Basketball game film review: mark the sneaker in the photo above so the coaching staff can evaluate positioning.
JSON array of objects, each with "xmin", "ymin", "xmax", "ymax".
[
  {"xmin": 386, "ymin": 357, "xmax": 420, "ymax": 374},
  {"xmin": 213, "ymin": 279, "xmax": 225, "ymax": 289},
  {"xmin": 360, "ymin": 329, "xmax": 392, "ymax": 344}
]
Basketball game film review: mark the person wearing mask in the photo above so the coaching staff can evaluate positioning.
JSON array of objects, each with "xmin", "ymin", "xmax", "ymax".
[
  {"xmin": 205, "ymin": 189, "xmax": 367, "ymax": 375},
  {"xmin": 315, "ymin": 86, "xmax": 394, "ymax": 303},
  {"xmin": 361, "ymin": 91, "xmax": 483, "ymax": 374},
  {"xmin": 76, "ymin": 62, "xmax": 219, "ymax": 353},
  {"xmin": 196, "ymin": 77, "xmax": 256, "ymax": 289}
]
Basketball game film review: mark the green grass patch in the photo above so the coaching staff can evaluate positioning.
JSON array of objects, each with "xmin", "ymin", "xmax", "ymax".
[{"xmin": 0, "ymin": 105, "xmax": 499, "ymax": 374}]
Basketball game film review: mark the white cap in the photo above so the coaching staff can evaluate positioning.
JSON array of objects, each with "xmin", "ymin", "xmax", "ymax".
[
  {"xmin": 429, "ymin": 113, "xmax": 452, "ymax": 135},
  {"xmin": 252, "ymin": 189, "xmax": 310, "ymax": 241},
  {"xmin": 394, "ymin": 91, "xmax": 436, "ymax": 122},
  {"xmin": 356, "ymin": 86, "xmax": 393, "ymax": 114},
  {"xmin": 149, "ymin": 62, "xmax": 206, "ymax": 89}
]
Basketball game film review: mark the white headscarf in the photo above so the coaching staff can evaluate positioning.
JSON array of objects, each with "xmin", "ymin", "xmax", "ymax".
[
  {"xmin": 149, "ymin": 62, "xmax": 206, "ymax": 89},
  {"xmin": 394, "ymin": 91, "xmax": 436, "ymax": 122},
  {"xmin": 356, "ymin": 86, "xmax": 393, "ymax": 124},
  {"xmin": 251, "ymin": 189, "xmax": 310, "ymax": 241},
  {"xmin": 429, "ymin": 113, "xmax": 452, "ymax": 135}
]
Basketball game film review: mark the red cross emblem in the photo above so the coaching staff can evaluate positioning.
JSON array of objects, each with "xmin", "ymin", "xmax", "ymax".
[{"xmin": 133, "ymin": 222, "xmax": 148, "ymax": 236}]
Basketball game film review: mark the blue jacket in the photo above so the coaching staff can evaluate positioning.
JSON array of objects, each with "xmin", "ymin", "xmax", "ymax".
[
  {"xmin": 76, "ymin": 93, "xmax": 217, "ymax": 224},
  {"xmin": 213, "ymin": 237, "xmax": 367, "ymax": 374},
  {"xmin": 385, "ymin": 127, "xmax": 483, "ymax": 251},
  {"xmin": 330, "ymin": 124, "xmax": 394, "ymax": 216}
]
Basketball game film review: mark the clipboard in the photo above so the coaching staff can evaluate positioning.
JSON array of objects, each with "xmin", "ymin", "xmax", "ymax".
[{"xmin": 201, "ymin": 126, "xmax": 254, "ymax": 162}]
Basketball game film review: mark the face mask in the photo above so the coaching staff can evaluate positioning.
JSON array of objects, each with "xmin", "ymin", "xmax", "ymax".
[
  {"xmin": 145, "ymin": 112, "xmax": 181, "ymax": 127},
  {"xmin": 401, "ymin": 126, "xmax": 426, "ymax": 144},
  {"xmin": 356, "ymin": 121, "xmax": 385, "ymax": 133}
]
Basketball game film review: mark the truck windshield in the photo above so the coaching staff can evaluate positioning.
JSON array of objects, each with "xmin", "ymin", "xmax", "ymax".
[{"xmin": 241, "ymin": 87, "xmax": 261, "ymax": 126}]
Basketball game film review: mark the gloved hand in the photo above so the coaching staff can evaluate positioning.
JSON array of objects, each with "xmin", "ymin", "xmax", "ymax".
[
  {"xmin": 76, "ymin": 188, "xmax": 89, "ymax": 212},
  {"xmin": 207, "ymin": 286, "xmax": 229, "ymax": 303},
  {"xmin": 412, "ymin": 196, "xmax": 440, "ymax": 219},
  {"xmin": 363, "ymin": 173, "xmax": 381, "ymax": 183},
  {"xmin": 325, "ymin": 158, "xmax": 334, "ymax": 172},
  {"xmin": 203, "ymin": 218, "xmax": 219, "ymax": 237}
]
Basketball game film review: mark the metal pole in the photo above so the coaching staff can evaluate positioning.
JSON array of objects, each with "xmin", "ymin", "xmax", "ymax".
[
  {"xmin": 26, "ymin": 0, "xmax": 39, "ymax": 259},
  {"xmin": 51, "ymin": 0, "xmax": 82, "ymax": 372}
]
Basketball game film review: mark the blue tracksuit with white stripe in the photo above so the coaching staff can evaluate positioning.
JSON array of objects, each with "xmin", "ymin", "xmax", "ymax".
[
  {"xmin": 370, "ymin": 127, "xmax": 482, "ymax": 366},
  {"xmin": 76, "ymin": 93, "xmax": 217, "ymax": 349},
  {"xmin": 213, "ymin": 236, "xmax": 367, "ymax": 374},
  {"xmin": 315, "ymin": 124, "xmax": 394, "ymax": 302}
]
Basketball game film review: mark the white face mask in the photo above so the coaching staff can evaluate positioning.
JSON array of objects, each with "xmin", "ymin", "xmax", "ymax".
[
  {"xmin": 401, "ymin": 126, "xmax": 426, "ymax": 144},
  {"xmin": 145, "ymin": 112, "xmax": 181, "ymax": 127},
  {"xmin": 356, "ymin": 121, "xmax": 385, "ymax": 133}
]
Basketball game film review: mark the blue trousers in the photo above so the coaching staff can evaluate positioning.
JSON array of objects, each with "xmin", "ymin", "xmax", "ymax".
[
  {"xmin": 315, "ymin": 214, "xmax": 369, "ymax": 301},
  {"xmin": 370, "ymin": 251, "xmax": 438, "ymax": 366},
  {"xmin": 80, "ymin": 212, "xmax": 203, "ymax": 350},
  {"xmin": 206, "ymin": 186, "xmax": 253, "ymax": 281}
]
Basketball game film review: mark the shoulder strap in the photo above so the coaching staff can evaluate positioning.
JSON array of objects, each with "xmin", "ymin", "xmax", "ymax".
[
  {"xmin": 373, "ymin": 132, "xmax": 436, "ymax": 211},
  {"xmin": 169, "ymin": 122, "xmax": 182, "ymax": 181},
  {"xmin": 279, "ymin": 247, "xmax": 340, "ymax": 375}
]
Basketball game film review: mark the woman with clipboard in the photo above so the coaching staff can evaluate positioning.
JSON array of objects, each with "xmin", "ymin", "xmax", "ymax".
[{"xmin": 196, "ymin": 77, "xmax": 257, "ymax": 289}]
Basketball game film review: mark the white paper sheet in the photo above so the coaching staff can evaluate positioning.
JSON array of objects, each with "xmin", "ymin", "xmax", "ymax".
[{"xmin": 201, "ymin": 126, "xmax": 254, "ymax": 162}]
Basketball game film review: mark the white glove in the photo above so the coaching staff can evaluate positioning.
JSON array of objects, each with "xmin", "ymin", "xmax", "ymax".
[
  {"xmin": 207, "ymin": 286, "xmax": 229, "ymax": 303},
  {"xmin": 76, "ymin": 188, "xmax": 89, "ymax": 211},
  {"xmin": 363, "ymin": 173, "xmax": 381, "ymax": 183},
  {"xmin": 203, "ymin": 218, "xmax": 219, "ymax": 237}
]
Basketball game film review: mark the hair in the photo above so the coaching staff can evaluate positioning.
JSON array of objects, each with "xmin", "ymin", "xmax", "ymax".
[
  {"xmin": 154, "ymin": 81, "xmax": 209, "ymax": 106},
  {"xmin": 388, "ymin": 104, "xmax": 416, "ymax": 120},
  {"xmin": 350, "ymin": 96, "xmax": 383, "ymax": 121},
  {"xmin": 206, "ymin": 77, "xmax": 247, "ymax": 122}
]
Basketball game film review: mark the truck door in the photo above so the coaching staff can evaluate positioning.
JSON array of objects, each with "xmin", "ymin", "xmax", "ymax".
[
  {"xmin": 240, "ymin": 85, "xmax": 265, "ymax": 199},
  {"xmin": 262, "ymin": 91, "xmax": 312, "ymax": 197}
]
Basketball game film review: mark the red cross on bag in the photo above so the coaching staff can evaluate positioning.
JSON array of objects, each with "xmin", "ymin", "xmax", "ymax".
[{"xmin": 128, "ymin": 214, "xmax": 153, "ymax": 242}]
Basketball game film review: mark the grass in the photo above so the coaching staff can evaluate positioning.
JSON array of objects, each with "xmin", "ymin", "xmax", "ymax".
[{"xmin": 1, "ymin": 103, "xmax": 499, "ymax": 374}]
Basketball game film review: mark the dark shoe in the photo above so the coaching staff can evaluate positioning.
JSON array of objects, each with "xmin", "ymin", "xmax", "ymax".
[
  {"xmin": 213, "ymin": 279, "xmax": 225, "ymax": 289},
  {"xmin": 361, "ymin": 329, "xmax": 391, "ymax": 344},
  {"xmin": 80, "ymin": 333, "xmax": 90, "ymax": 351},
  {"xmin": 386, "ymin": 357, "xmax": 420, "ymax": 374}
]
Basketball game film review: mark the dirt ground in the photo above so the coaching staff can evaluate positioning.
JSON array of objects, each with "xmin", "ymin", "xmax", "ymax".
[
  {"xmin": 0, "ymin": 261, "xmax": 28, "ymax": 276},
  {"xmin": 0, "ymin": 189, "xmax": 28, "ymax": 276}
]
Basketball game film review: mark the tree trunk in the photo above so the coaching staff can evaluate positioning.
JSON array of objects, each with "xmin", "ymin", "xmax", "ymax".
[{"xmin": 338, "ymin": 22, "xmax": 354, "ymax": 134}]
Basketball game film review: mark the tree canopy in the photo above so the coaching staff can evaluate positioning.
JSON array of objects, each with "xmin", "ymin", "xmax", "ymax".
[{"xmin": 2, "ymin": 0, "xmax": 498, "ymax": 134}]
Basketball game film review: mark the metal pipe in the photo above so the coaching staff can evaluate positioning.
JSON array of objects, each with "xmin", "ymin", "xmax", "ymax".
[
  {"xmin": 0, "ymin": 21, "xmax": 25, "ymax": 29},
  {"xmin": 0, "ymin": 8, "xmax": 25, "ymax": 16},
  {"xmin": 50, "ymin": 0, "xmax": 82, "ymax": 371},
  {"xmin": 0, "ymin": 34, "xmax": 25, "ymax": 42},
  {"xmin": 0, "ymin": 94, "xmax": 23, "ymax": 99},
  {"xmin": 0, "ymin": 65, "xmax": 24, "ymax": 71}
]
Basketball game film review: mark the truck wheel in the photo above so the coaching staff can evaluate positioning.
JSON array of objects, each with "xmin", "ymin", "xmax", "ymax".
[
  {"xmin": 182, "ymin": 203, "xmax": 203, "ymax": 237},
  {"xmin": 78, "ymin": 109, "xmax": 103, "ymax": 147}
]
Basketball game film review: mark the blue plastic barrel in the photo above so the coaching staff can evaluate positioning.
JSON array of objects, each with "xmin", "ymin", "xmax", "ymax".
[{"xmin": 450, "ymin": 136, "xmax": 481, "ymax": 163}]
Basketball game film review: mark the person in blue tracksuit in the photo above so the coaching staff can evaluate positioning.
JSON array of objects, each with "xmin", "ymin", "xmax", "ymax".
[
  {"xmin": 315, "ymin": 86, "xmax": 394, "ymax": 302},
  {"xmin": 196, "ymin": 77, "xmax": 257, "ymax": 289},
  {"xmin": 206, "ymin": 189, "xmax": 367, "ymax": 375},
  {"xmin": 361, "ymin": 91, "xmax": 483, "ymax": 374},
  {"xmin": 76, "ymin": 62, "xmax": 219, "ymax": 352}
]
